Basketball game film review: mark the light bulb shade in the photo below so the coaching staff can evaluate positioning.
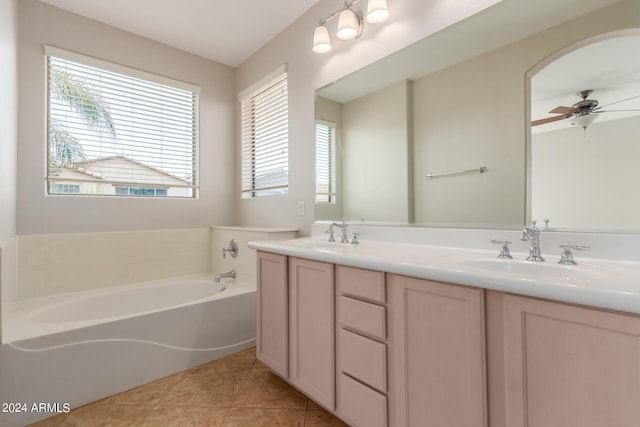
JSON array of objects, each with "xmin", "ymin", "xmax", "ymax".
[
  {"xmin": 312, "ymin": 25, "xmax": 332, "ymax": 53},
  {"xmin": 336, "ymin": 9, "xmax": 360, "ymax": 40},
  {"xmin": 571, "ymin": 113, "xmax": 599, "ymax": 129},
  {"xmin": 366, "ymin": 0, "xmax": 389, "ymax": 23}
]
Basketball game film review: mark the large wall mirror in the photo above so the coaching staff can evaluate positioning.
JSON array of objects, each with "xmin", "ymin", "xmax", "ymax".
[
  {"xmin": 529, "ymin": 32, "xmax": 640, "ymax": 232},
  {"xmin": 314, "ymin": 0, "xmax": 639, "ymax": 232}
]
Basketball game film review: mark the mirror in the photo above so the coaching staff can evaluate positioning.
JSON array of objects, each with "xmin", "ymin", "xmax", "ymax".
[
  {"xmin": 529, "ymin": 33, "xmax": 640, "ymax": 232},
  {"xmin": 314, "ymin": 0, "xmax": 636, "ymax": 231}
]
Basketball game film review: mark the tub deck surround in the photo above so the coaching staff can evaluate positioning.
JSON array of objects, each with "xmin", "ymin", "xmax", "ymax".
[{"xmin": 249, "ymin": 227, "xmax": 640, "ymax": 315}]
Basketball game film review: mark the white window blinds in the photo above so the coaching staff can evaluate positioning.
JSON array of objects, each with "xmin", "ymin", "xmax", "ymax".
[
  {"xmin": 241, "ymin": 72, "xmax": 288, "ymax": 198},
  {"xmin": 315, "ymin": 121, "xmax": 336, "ymax": 203},
  {"xmin": 46, "ymin": 47, "xmax": 199, "ymax": 198}
]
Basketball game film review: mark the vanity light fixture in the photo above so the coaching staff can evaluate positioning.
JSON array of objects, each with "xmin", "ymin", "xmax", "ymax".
[{"xmin": 312, "ymin": 0, "xmax": 389, "ymax": 53}]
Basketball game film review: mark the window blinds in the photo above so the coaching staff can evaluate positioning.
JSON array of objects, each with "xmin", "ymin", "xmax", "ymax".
[
  {"xmin": 315, "ymin": 122, "xmax": 335, "ymax": 203},
  {"xmin": 241, "ymin": 73, "xmax": 289, "ymax": 198},
  {"xmin": 46, "ymin": 49, "xmax": 199, "ymax": 198}
]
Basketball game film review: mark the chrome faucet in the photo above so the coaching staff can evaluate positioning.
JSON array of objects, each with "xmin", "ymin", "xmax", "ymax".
[
  {"xmin": 214, "ymin": 269, "xmax": 236, "ymax": 283},
  {"xmin": 332, "ymin": 219, "xmax": 349, "ymax": 243},
  {"xmin": 521, "ymin": 221, "xmax": 544, "ymax": 262}
]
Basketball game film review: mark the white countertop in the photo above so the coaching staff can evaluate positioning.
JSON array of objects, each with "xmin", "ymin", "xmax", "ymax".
[{"xmin": 249, "ymin": 237, "xmax": 640, "ymax": 315}]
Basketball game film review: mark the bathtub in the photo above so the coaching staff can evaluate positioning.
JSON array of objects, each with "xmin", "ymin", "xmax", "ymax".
[{"xmin": 0, "ymin": 274, "xmax": 256, "ymax": 426}]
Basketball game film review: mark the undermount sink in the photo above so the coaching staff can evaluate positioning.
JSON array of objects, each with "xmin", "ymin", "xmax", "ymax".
[{"xmin": 458, "ymin": 258, "xmax": 600, "ymax": 281}]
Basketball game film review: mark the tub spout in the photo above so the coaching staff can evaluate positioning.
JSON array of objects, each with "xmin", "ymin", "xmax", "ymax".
[{"xmin": 214, "ymin": 269, "xmax": 236, "ymax": 283}]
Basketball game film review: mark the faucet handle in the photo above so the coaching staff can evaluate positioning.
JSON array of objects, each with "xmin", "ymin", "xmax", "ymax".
[
  {"xmin": 351, "ymin": 231, "xmax": 360, "ymax": 245},
  {"xmin": 325, "ymin": 224, "xmax": 336, "ymax": 242},
  {"xmin": 558, "ymin": 244, "xmax": 590, "ymax": 265},
  {"xmin": 222, "ymin": 239, "xmax": 239, "ymax": 259},
  {"xmin": 490, "ymin": 239, "xmax": 513, "ymax": 259}
]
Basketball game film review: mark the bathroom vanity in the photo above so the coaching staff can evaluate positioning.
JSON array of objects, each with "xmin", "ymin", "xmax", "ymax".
[{"xmin": 250, "ymin": 231, "xmax": 640, "ymax": 427}]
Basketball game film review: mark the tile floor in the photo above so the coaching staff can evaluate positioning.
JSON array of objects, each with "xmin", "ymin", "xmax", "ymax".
[{"xmin": 30, "ymin": 347, "xmax": 348, "ymax": 426}]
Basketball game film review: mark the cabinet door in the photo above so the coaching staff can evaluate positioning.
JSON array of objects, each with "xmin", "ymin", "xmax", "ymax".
[
  {"xmin": 256, "ymin": 251, "xmax": 288, "ymax": 377},
  {"xmin": 503, "ymin": 294, "xmax": 640, "ymax": 427},
  {"xmin": 389, "ymin": 274, "xmax": 486, "ymax": 427},
  {"xmin": 289, "ymin": 257, "xmax": 335, "ymax": 409}
]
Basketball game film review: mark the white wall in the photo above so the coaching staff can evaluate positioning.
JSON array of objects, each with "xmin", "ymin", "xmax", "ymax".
[
  {"xmin": 234, "ymin": 0, "xmax": 503, "ymax": 235},
  {"xmin": 532, "ymin": 116, "xmax": 640, "ymax": 231},
  {"xmin": 17, "ymin": 0, "xmax": 236, "ymax": 235},
  {"xmin": 0, "ymin": 0, "xmax": 18, "ymax": 243}
]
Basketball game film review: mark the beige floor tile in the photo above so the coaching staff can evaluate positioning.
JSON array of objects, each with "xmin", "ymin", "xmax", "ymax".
[
  {"xmin": 30, "ymin": 348, "xmax": 355, "ymax": 426},
  {"xmin": 305, "ymin": 409, "xmax": 349, "ymax": 426},
  {"xmin": 159, "ymin": 366, "xmax": 251, "ymax": 408},
  {"xmin": 138, "ymin": 406, "xmax": 229, "ymax": 427},
  {"xmin": 232, "ymin": 364, "xmax": 308, "ymax": 409},
  {"xmin": 221, "ymin": 408, "xmax": 306, "ymax": 427}
]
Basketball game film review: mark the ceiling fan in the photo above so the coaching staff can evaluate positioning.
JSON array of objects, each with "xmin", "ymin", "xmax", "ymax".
[{"xmin": 532, "ymin": 89, "xmax": 640, "ymax": 129}]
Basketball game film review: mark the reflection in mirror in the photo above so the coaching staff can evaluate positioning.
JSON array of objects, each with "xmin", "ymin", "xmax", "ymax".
[
  {"xmin": 530, "ymin": 33, "xmax": 640, "ymax": 232},
  {"xmin": 315, "ymin": 81, "xmax": 413, "ymax": 224},
  {"xmin": 314, "ymin": 0, "xmax": 636, "ymax": 231}
]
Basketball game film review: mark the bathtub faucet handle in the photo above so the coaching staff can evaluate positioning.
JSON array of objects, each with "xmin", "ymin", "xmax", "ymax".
[{"xmin": 222, "ymin": 239, "xmax": 239, "ymax": 259}]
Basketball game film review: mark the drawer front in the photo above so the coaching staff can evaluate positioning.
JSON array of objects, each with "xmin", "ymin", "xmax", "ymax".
[
  {"xmin": 336, "ymin": 265, "xmax": 385, "ymax": 304},
  {"xmin": 340, "ymin": 296, "xmax": 386, "ymax": 340},
  {"xmin": 338, "ymin": 373, "xmax": 387, "ymax": 427},
  {"xmin": 340, "ymin": 329, "xmax": 387, "ymax": 392}
]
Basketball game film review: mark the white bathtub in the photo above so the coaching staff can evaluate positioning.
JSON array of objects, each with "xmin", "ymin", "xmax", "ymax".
[{"xmin": 0, "ymin": 274, "xmax": 256, "ymax": 426}]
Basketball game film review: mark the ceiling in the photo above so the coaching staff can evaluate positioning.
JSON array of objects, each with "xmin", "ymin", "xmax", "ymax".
[
  {"xmin": 39, "ymin": 0, "xmax": 322, "ymax": 67},
  {"xmin": 531, "ymin": 34, "xmax": 640, "ymax": 133}
]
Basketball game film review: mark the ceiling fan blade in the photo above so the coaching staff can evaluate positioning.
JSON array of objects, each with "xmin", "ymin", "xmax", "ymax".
[
  {"xmin": 549, "ymin": 106, "xmax": 577, "ymax": 115},
  {"xmin": 532, "ymin": 115, "xmax": 567, "ymax": 126},
  {"xmin": 594, "ymin": 94, "xmax": 640, "ymax": 110},
  {"xmin": 597, "ymin": 109, "xmax": 640, "ymax": 113}
]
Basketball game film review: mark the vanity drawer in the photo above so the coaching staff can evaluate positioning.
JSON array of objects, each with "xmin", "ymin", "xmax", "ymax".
[
  {"xmin": 340, "ymin": 296, "xmax": 386, "ymax": 340},
  {"xmin": 338, "ymin": 373, "xmax": 387, "ymax": 427},
  {"xmin": 339, "ymin": 329, "xmax": 387, "ymax": 392},
  {"xmin": 336, "ymin": 265, "xmax": 385, "ymax": 304}
]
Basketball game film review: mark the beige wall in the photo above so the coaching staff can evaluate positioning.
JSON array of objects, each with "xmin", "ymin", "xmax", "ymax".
[
  {"xmin": 343, "ymin": 81, "xmax": 412, "ymax": 223},
  {"xmin": 238, "ymin": 0, "xmax": 638, "ymax": 233},
  {"xmin": 0, "ymin": 0, "xmax": 18, "ymax": 243},
  {"xmin": 532, "ymin": 116, "xmax": 640, "ymax": 231},
  {"xmin": 234, "ymin": 0, "xmax": 503, "ymax": 235},
  {"xmin": 17, "ymin": 0, "xmax": 235, "ymax": 235}
]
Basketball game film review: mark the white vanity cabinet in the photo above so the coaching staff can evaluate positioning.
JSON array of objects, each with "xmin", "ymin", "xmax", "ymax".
[{"xmin": 489, "ymin": 292, "xmax": 640, "ymax": 427}]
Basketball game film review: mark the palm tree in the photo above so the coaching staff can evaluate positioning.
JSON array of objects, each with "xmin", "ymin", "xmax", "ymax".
[{"xmin": 48, "ymin": 65, "xmax": 116, "ymax": 167}]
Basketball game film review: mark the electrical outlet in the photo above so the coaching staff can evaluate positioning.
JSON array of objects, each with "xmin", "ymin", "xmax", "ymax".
[{"xmin": 298, "ymin": 201, "xmax": 305, "ymax": 216}]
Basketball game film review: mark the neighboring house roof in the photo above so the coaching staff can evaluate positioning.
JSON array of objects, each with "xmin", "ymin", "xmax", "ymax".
[{"xmin": 54, "ymin": 155, "xmax": 190, "ymax": 185}]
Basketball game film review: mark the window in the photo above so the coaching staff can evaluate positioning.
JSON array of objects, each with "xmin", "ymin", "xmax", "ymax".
[
  {"xmin": 46, "ymin": 46, "xmax": 199, "ymax": 198},
  {"xmin": 49, "ymin": 183, "xmax": 80, "ymax": 194},
  {"xmin": 241, "ymin": 69, "xmax": 288, "ymax": 198},
  {"xmin": 115, "ymin": 187, "xmax": 168, "ymax": 197},
  {"xmin": 315, "ymin": 121, "xmax": 336, "ymax": 203}
]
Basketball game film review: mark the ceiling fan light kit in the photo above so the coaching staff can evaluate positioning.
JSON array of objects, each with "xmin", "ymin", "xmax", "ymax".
[
  {"xmin": 533, "ymin": 89, "xmax": 640, "ymax": 131},
  {"xmin": 313, "ymin": 0, "xmax": 389, "ymax": 53}
]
